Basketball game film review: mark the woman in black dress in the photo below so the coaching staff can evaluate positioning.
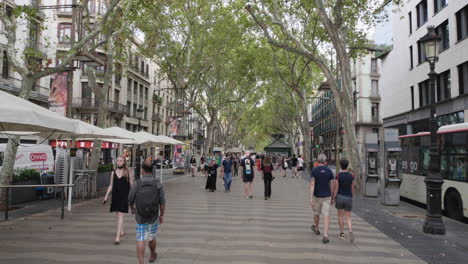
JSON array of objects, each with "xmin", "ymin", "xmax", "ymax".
[
  {"xmin": 103, "ymin": 156, "xmax": 133, "ymax": 244},
  {"xmin": 205, "ymin": 159, "xmax": 218, "ymax": 192}
]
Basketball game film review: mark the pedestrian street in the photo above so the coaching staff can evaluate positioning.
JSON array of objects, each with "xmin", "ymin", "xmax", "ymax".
[{"xmin": 0, "ymin": 172, "xmax": 426, "ymax": 264}]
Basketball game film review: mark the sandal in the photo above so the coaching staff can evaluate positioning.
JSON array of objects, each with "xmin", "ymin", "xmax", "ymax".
[
  {"xmin": 322, "ymin": 237, "xmax": 330, "ymax": 244},
  {"xmin": 338, "ymin": 233, "xmax": 345, "ymax": 240},
  {"xmin": 311, "ymin": 225, "xmax": 320, "ymax": 235}
]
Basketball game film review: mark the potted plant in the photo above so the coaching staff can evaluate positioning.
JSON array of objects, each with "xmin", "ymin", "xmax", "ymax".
[{"xmin": 10, "ymin": 168, "xmax": 41, "ymax": 204}]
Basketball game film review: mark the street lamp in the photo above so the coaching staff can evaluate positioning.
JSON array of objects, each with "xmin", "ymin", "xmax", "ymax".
[
  {"xmin": 134, "ymin": 106, "xmax": 144, "ymax": 180},
  {"xmin": 420, "ymin": 26, "xmax": 445, "ymax": 235}
]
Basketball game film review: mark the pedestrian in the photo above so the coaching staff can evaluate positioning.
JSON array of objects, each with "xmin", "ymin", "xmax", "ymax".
[
  {"xmin": 103, "ymin": 156, "xmax": 133, "ymax": 245},
  {"xmin": 190, "ymin": 156, "xmax": 197, "ymax": 177},
  {"xmin": 233, "ymin": 154, "xmax": 240, "ymax": 179},
  {"xmin": 128, "ymin": 160, "xmax": 165, "ymax": 264},
  {"xmin": 200, "ymin": 154, "xmax": 205, "ymax": 174},
  {"xmin": 281, "ymin": 156, "xmax": 288, "ymax": 177},
  {"xmin": 333, "ymin": 159, "xmax": 355, "ymax": 242},
  {"xmin": 222, "ymin": 153, "xmax": 234, "ymax": 192},
  {"xmin": 310, "ymin": 154, "xmax": 335, "ymax": 244},
  {"xmin": 290, "ymin": 154, "xmax": 299, "ymax": 178},
  {"xmin": 205, "ymin": 158, "xmax": 218, "ymax": 192},
  {"xmin": 261, "ymin": 155, "xmax": 274, "ymax": 200},
  {"xmin": 298, "ymin": 155, "xmax": 305, "ymax": 171},
  {"xmin": 256, "ymin": 154, "xmax": 262, "ymax": 172},
  {"xmin": 241, "ymin": 155, "xmax": 255, "ymax": 199}
]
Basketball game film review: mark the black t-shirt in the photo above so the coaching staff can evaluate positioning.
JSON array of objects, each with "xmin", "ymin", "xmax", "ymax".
[
  {"xmin": 311, "ymin": 166, "xmax": 334, "ymax": 198},
  {"xmin": 240, "ymin": 158, "xmax": 255, "ymax": 176},
  {"xmin": 337, "ymin": 172, "xmax": 354, "ymax": 198},
  {"xmin": 291, "ymin": 158, "xmax": 298, "ymax": 167}
]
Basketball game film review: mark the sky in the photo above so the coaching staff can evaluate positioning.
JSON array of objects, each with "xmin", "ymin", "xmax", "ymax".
[{"xmin": 373, "ymin": 3, "xmax": 394, "ymax": 46}]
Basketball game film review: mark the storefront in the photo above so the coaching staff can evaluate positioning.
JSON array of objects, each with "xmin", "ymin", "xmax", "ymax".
[
  {"xmin": 122, "ymin": 144, "xmax": 134, "ymax": 167},
  {"xmin": 49, "ymin": 140, "xmax": 120, "ymax": 166}
]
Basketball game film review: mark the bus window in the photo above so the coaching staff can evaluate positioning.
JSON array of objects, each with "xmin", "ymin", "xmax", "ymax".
[
  {"xmin": 0, "ymin": 152, "xmax": 3, "ymax": 166},
  {"xmin": 440, "ymin": 132, "xmax": 468, "ymax": 182}
]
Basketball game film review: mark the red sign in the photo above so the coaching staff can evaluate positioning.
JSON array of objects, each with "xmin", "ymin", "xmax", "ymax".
[
  {"xmin": 49, "ymin": 141, "xmax": 119, "ymax": 149},
  {"xmin": 30, "ymin": 153, "xmax": 48, "ymax": 162}
]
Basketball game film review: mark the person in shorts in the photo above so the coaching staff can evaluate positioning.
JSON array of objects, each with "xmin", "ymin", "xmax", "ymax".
[
  {"xmin": 309, "ymin": 154, "xmax": 335, "ymax": 244},
  {"xmin": 241, "ymin": 155, "xmax": 255, "ymax": 199},
  {"xmin": 333, "ymin": 159, "xmax": 355, "ymax": 242},
  {"xmin": 290, "ymin": 154, "xmax": 299, "ymax": 178},
  {"xmin": 128, "ymin": 160, "xmax": 166, "ymax": 264}
]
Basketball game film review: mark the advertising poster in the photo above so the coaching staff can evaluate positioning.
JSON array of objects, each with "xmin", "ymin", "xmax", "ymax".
[
  {"xmin": 169, "ymin": 117, "xmax": 178, "ymax": 136},
  {"xmin": 49, "ymin": 72, "xmax": 69, "ymax": 116}
]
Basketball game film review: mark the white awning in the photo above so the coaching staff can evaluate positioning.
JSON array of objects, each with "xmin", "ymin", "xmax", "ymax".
[{"xmin": 0, "ymin": 90, "xmax": 76, "ymax": 133}]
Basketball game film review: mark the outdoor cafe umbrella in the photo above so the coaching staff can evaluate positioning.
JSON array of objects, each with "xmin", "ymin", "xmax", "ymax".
[
  {"xmin": 37, "ymin": 120, "xmax": 133, "ymax": 141},
  {"xmin": 153, "ymin": 134, "xmax": 188, "ymax": 146},
  {"xmin": 0, "ymin": 90, "xmax": 76, "ymax": 133},
  {"xmin": 100, "ymin": 127, "xmax": 143, "ymax": 144}
]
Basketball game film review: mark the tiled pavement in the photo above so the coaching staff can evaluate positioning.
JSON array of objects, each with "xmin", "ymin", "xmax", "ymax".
[{"xmin": 0, "ymin": 171, "xmax": 426, "ymax": 264}]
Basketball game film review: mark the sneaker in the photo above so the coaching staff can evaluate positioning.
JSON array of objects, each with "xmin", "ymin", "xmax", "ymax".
[
  {"xmin": 322, "ymin": 237, "xmax": 330, "ymax": 244},
  {"xmin": 265, "ymin": 197, "xmax": 268, "ymax": 200},
  {"xmin": 349, "ymin": 232, "xmax": 354, "ymax": 243}
]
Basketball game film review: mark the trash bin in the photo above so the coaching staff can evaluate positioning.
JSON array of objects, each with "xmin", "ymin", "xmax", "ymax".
[
  {"xmin": 382, "ymin": 177, "xmax": 402, "ymax": 205},
  {"xmin": 365, "ymin": 174, "xmax": 379, "ymax": 197}
]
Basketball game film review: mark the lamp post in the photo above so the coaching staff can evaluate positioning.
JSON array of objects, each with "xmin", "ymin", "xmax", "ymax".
[
  {"xmin": 134, "ymin": 106, "xmax": 144, "ymax": 180},
  {"xmin": 420, "ymin": 26, "xmax": 445, "ymax": 235}
]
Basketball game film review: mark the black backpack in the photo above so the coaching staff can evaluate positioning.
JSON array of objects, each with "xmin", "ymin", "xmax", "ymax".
[{"xmin": 135, "ymin": 179, "xmax": 160, "ymax": 219}]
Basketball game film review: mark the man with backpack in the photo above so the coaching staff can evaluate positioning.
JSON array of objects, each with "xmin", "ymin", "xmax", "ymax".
[
  {"xmin": 241, "ymin": 155, "xmax": 255, "ymax": 199},
  {"xmin": 128, "ymin": 160, "xmax": 166, "ymax": 264}
]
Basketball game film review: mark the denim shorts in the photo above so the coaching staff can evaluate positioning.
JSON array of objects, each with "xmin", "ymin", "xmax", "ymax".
[{"xmin": 335, "ymin": 194, "xmax": 353, "ymax": 211}]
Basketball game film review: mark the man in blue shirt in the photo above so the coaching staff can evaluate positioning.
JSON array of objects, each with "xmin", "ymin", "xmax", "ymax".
[
  {"xmin": 310, "ymin": 154, "xmax": 335, "ymax": 244},
  {"xmin": 222, "ymin": 153, "xmax": 234, "ymax": 192}
]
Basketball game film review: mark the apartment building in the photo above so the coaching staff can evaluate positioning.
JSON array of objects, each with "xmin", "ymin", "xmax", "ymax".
[
  {"xmin": 309, "ymin": 52, "xmax": 383, "ymax": 163},
  {"xmin": 380, "ymin": 0, "xmax": 468, "ymax": 135},
  {"xmin": 0, "ymin": 0, "xmax": 51, "ymax": 108}
]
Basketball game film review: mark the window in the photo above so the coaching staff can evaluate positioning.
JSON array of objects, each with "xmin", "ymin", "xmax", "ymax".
[
  {"xmin": 416, "ymin": 0, "xmax": 428, "ymax": 28},
  {"xmin": 456, "ymin": 4, "xmax": 468, "ymax": 41},
  {"xmin": 417, "ymin": 40, "xmax": 426, "ymax": 64},
  {"xmin": 410, "ymin": 86, "xmax": 415, "ymax": 110},
  {"xmin": 434, "ymin": 0, "xmax": 448, "ymax": 14},
  {"xmin": 459, "ymin": 61, "xmax": 468, "ymax": 95},
  {"xmin": 440, "ymin": 132, "xmax": 468, "ymax": 183},
  {"xmin": 437, "ymin": 70, "xmax": 451, "ymax": 101},
  {"xmin": 371, "ymin": 58, "xmax": 378, "ymax": 73},
  {"xmin": 57, "ymin": 0, "xmax": 72, "ymax": 12},
  {"xmin": 371, "ymin": 80, "xmax": 379, "ymax": 97},
  {"xmin": 29, "ymin": 21, "xmax": 39, "ymax": 48},
  {"xmin": 435, "ymin": 20, "xmax": 449, "ymax": 51},
  {"xmin": 58, "ymin": 23, "xmax": 72, "ymax": 44},
  {"xmin": 371, "ymin": 103, "xmax": 379, "ymax": 121},
  {"xmin": 409, "ymin": 46, "xmax": 414, "ymax": 69},
  {"xmin": 408, "ymin": 11, "xmax": 413, "ymax": 34},
  {"xmin": 418, "ymin": 79, "xmax": 430, "ymax": 107},
  {"xmin": 2, "ymin": 50, "xmax": 9, "ymax": 79}
]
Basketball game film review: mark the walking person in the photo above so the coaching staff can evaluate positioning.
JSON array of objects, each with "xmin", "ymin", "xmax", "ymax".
[
  {"xmin": 103, "ymin": 156, "xmax": 133, "ymax": 245},
  {"xmin": 222, "ymin": 153, "xmax": 234, "ymax": 192},
  {"xmin": 205, "ymin": 158, "xmax": 218, "ymax": 192},
  {"xmin": 128, "ymin": 160, "xmax": 166, "ymax": 264},
  {"xmin": 200, "ymin": 154, "xmax": 205, "ymax": 176},
  {"xmin": 281, "ymin": 156, "xmax": 288, "ymax": 177},
  {"xmin": 233, "ymin": 154, "xmax": 240, "ymax": 179},
  {"xmin": 290, "ymin": 154, "xmax": 299, "ymax": 178},
  {"xmin": 190, "ymin": 156, "xmax": 197, "ymax": 177},
  {"xmin": 309, "ymin": 154, "xmax": 335, "ymax": 244},
  {"xmin": 241, "ymin": 155, "xmax": 255, "ymax": 199},
  {"xmin": 261, "ymin": 155, "xmax": 274, "ymax": 200},
  {"xmin": 255, "ymin": 154, "xmax": 262, "ymax": 172},
  {"xmin": 333, "ymin": 159, "xmax": 355, "ymax": 242}
]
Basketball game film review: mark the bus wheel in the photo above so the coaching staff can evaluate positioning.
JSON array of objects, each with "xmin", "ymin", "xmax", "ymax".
[{"xmin": 445, "ymin": 190, "xmax": 463, "ymax": 221}]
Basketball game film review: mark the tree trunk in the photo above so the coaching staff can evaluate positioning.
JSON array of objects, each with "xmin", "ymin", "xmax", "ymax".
[
  {"xmin": 0, "ymin": 77, "xmax": 35, "ymax": 209},
  {"xmin": 299, "ymin": 97, "xmax": 312, "ymax": 175},
  {"xmin": 204, "ymin": 119, "xmax": 215, "ymax": 154}
]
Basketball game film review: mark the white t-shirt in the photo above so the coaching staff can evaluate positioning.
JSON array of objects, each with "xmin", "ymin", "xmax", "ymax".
[{"xmin": 298, "ymin": 158, "xmax": 304, "ymax": 168}]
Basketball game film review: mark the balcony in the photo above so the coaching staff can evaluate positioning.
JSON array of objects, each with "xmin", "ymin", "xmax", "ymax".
[
  {"xmin": 0, "ymin": 77, "xmax": 49, "ymax": 103},
  {"xmin": 71, "ymin": 97, "xmax": 130, "ymax": 115},
  {"xmin": 152, "ymin": 113, "xmax": 163, "ymax": 122}
]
